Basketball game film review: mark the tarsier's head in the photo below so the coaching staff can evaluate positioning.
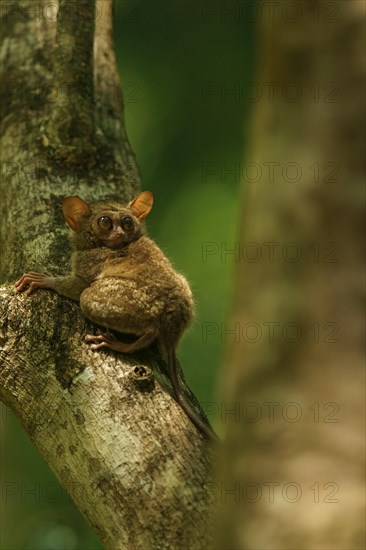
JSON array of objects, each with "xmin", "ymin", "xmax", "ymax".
[{"xmin": 62, "ymin": 191, "xmax": 153, "ymax": 249}]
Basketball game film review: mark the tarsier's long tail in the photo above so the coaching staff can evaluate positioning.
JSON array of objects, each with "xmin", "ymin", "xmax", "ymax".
[{"xmin": 166, "ymin": 346, "xmax": 219, "ymax": 443}]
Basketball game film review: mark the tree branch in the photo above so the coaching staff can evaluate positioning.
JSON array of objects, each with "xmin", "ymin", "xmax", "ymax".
[
  {"xmin": 47, "ymin": 0, "xmax": 96, "ymax": 148},
  {"xmin": 0, "ymin": 2, "xmax": 216, "ymax": 548}
]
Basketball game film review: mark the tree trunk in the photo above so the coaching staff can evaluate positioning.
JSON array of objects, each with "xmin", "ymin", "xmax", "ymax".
[
  {"xmin": 220, "ymin": 1, "xmax": 365, "ymax": 549},
  {"xmin": 0, "ymin": 2, "xmax": 215, "ymax": 548}
]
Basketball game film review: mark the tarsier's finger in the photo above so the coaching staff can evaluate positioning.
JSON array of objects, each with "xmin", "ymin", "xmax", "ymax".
[
  {"xmin": 90, "ymin": 342, "xmax": 110, "ymax": 351},
  {"xmin": 15, "ymin": 273, "xmax": 48, "ymax": 289},
  {"xmin": 85, "ymin": 333, "xmax": 114, "ymax": 344},
  {"xmin": 25, "ymin": 282, "xmax": 41, "ymax": 295},
  {"xmin": 85, "ymin": 334, "xmax": 104, "ymax": 343},
  {"xmin": 15, "ymin": 277, "xmax": 32, "ymax": 291},
  {"xmin": 15, "ymin": 275, "xmax": 28, "ymax": 287}
]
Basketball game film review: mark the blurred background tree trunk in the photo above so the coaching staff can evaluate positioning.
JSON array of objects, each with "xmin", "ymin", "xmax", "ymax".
[{"xmin": 220, "ymin": 1, "xmax": 365, "ymax": 548}]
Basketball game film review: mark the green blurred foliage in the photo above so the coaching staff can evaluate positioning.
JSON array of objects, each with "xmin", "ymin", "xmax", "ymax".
[
  {"xmin": 1, "ymin": 2, "xmax": 255, "ymax": 548},
  {"xmin": 114, "ymin": 0, "xmax": 255, "ymax": 405}
]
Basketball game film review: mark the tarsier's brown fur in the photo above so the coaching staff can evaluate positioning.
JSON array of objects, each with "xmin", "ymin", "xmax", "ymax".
[{"xmin": 16, "ymin": 192, "xmax": 217, "ymax": 441}]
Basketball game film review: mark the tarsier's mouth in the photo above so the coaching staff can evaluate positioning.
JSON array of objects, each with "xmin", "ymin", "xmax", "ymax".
[{"xmin": 104, "ymin": 234, "xmax": 125, "ymax": 248}]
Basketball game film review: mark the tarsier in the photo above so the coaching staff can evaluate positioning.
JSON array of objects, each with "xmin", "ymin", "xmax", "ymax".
[{"xmin": 15, "ymin": 192, "xmax": 216, "ymax": 441}]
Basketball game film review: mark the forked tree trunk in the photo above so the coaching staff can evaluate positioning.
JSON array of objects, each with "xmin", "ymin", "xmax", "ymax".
[
  {"xmin": 220, "ymin": 1, "xmax": 365, "ymax": 549},
  {"xmin": 0, "ymin": 2, "xmax": 216, "ymax": 548}
]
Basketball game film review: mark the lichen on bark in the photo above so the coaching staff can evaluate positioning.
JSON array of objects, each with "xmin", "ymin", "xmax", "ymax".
[{"xmin": 0, "ymin": 2, "xmax": 216, "ymax": 548}]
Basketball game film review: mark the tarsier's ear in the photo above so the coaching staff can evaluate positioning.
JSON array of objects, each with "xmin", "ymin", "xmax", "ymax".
[
  {"xmin": 62, "ymin": 196, "xmax": 91, "ymax": 232},
  {"xmin": 128, "ymin": 191, "xmax": 154, "ymax": 221}
]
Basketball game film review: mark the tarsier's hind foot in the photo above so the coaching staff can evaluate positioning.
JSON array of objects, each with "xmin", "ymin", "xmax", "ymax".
[{"xmin": 85, "ymin": 330, "xmax": 157, "ymax": 353}]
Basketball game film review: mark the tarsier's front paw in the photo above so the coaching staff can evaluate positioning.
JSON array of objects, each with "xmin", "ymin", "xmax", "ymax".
[
  {"xmin": 85, "ymin": 332, "xmax": 119, "ymax": 351},
  {"xmin": 15, "ymin": 272, "xmax": 55, "ymax": 295}
]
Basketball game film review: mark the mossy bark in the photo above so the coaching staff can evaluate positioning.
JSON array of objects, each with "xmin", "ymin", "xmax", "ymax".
[{"xmin": 0, "ymin": 2, "xmax": 216, "ymax": 548}]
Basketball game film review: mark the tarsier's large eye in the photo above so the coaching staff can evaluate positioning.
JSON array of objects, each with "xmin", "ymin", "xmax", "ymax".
[
  {"xmin": 121, "ymin": 216, "xmax": 134, "ymax": 231},
  {"xmin": 98, "ymin": 216, "xmax": 113, "ymax": 230}
]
